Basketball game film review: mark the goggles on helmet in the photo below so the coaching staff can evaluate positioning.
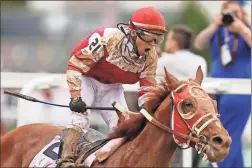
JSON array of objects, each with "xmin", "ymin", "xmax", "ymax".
[{"xmin": 130, "ymin": 19, "xmax": 165, "ymax": 44}]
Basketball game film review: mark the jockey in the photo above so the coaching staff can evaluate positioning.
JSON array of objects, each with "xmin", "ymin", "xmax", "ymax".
[{"xmin": 57, "ymin": 6, "xmax": 167, "ymax": 167}]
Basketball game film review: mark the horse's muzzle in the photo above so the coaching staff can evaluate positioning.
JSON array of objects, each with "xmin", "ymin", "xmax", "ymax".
[
  {"xmin": 206, "ymin": 135, "xmax": 232, "ymax": 162},
  {"xmin": 210, "ymin": 135, "xmax": 232, "ymax": 150}
]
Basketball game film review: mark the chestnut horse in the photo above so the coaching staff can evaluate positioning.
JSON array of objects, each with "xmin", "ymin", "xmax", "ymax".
[{"xmin": 1, "ymin": 67, "xmax": 232, "ymax": 167}]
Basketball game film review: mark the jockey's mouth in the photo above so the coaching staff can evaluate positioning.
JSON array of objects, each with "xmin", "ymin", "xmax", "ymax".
[{"xmin": 144, "ymin": 48, "xmax": 151, "ymax": 56}]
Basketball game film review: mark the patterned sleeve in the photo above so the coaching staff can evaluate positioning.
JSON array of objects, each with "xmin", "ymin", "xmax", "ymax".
[
  {"xmin": 66, "ymin": 28, "xmax": 107, "ymax": 97},
  {"xmin": 138, "ymin": 47, "xmax": 158, "ymax": 97}
]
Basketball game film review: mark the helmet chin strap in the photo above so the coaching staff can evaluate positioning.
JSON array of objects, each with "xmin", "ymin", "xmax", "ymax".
[
  {"xmin": 117, "ymin": 22, "xmax": 141, "ymax": 58},
  {"xmin": 129, "ymin": 31, "xmax": 141, "ymax": 57}
]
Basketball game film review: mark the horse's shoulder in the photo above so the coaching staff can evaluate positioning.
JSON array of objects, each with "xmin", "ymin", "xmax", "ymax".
[
  {"xmin": 23, "ymin": 123, "xmax": 62, "ymax": 128},
  {"xmin": 12, "ymin": 123, "xmax": 62, "ymax": 136}
]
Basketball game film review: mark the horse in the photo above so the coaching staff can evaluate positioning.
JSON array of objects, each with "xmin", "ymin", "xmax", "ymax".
[{"xmin": 1, "ymin": 67, "xmax": 232, "ymax": 167}]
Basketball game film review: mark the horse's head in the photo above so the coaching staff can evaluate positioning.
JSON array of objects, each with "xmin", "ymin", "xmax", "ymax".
[
  {"xmin": 111, "ymin": 66, "xmax": 231, "ymax": 164},
  {"xmin": 161, "ymin": 66, "xmax": 231, "ymax": 162}
]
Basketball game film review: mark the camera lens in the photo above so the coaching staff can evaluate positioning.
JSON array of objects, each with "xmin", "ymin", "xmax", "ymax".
[
  {"xmin": 222, "ymin": 10, "xmax": 236, "ymax": 26},
  {"xmin": 222, "ymin": 14, "xmax": 234, "ymax": 26}
]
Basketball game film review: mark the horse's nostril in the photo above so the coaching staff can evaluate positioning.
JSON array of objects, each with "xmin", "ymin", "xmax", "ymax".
[{"xmin": 212, "ymin": 136, "xmax": 223, "ymax": 145}]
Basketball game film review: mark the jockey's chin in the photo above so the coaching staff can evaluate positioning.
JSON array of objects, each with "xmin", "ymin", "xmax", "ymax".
[{"xmin": 205, "ymin": 142, "xmax": 230, "ymax": 163}]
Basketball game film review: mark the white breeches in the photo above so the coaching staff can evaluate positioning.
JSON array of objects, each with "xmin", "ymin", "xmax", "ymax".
[{"xmin": 67, "ymin": 76, "xmax": 128, "ymax": 132}]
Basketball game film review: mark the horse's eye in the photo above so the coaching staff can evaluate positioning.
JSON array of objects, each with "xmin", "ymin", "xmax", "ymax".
[{"xmin": 183, "ymin": 102, "xmax": 193, "ymax": 108}]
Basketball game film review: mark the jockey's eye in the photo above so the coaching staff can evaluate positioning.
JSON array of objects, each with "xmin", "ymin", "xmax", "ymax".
[{"xmin": 136, "ymin": 30, "xmax": 164, "ymax": 44}]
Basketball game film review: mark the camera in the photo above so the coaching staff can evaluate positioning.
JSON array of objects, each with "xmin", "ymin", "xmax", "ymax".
[{"xmin": 222, "ymin": 10, "xmax": 236, "ymax": 26}]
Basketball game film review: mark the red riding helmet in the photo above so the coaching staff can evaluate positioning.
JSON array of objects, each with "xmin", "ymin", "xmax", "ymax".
[{"xmin": 128, "ymin": 7, "xmax": 167, "ymax": 33}]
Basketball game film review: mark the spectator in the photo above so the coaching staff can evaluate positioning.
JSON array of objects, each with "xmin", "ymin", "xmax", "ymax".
[
  {"xmin": 194, "ymin": 0, "xmax": 251, "ymax": 167},
  {"xmin": 156, "ymin": 24, "xmax": 207, "ymax": 78}
]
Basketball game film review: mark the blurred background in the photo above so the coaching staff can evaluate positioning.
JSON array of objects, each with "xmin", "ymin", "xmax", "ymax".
[{"xmin": 1, "ymin": 1, "xmax": 251, "ymax": 167}]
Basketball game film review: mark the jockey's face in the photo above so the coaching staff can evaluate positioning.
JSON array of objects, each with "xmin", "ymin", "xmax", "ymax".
[{"xmin": 132, "ymin": 29, "xmax": 164, "ymax": 57}]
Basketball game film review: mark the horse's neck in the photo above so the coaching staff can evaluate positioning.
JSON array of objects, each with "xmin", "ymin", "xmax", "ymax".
[{"xmin": 122, "ymin": 96, "xmax": 177, "ymax": 167}]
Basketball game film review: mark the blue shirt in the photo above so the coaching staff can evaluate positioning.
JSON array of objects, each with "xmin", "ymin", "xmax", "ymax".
[
  {"xmin": 210, "ymin": 26, "xmax": 251, "ymax": 167},
  {"xmin": 210, "ymin": 27, "xmax": 251, "ymax": 79}
]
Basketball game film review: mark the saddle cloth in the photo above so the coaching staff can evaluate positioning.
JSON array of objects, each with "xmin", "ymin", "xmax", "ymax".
[
  {"xmin": 29, "ymin": 128, "xmax": 124, "ymax": 167},
  {"xmin": 29, "ymin": 135, "xmax": 60, "ymax": 167}
]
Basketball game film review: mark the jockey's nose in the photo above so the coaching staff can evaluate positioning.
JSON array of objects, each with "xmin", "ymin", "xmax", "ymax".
[
  {"xmin": 149, "ymin": 41, "xmax": 156, "ymax": 46},
  {"xmin": 210, "ymin": 135, "xmax": 232, "ymax": 149}
]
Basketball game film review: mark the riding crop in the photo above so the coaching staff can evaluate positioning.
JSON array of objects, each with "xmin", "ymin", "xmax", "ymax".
[{"xmin": 4, "ymin": 90, "xmax": 115, "ymax": 111}]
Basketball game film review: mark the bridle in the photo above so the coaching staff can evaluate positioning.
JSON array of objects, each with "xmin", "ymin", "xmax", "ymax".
[{"xmin": 139, "ymin": 82, "xmax": 220, "ymax": 156}]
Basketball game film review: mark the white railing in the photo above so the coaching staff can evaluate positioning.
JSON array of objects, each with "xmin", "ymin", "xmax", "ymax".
[
  {"xmin": 1, "ymin": 72, "xmax": 251, "ymax": 167},
  {"xmin": 1, "ymin": 72, "xmax": 251, "ymax": 95}
]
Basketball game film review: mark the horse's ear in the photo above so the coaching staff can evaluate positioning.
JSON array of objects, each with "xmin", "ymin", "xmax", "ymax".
[
  {"xmin": 164, "ymin": 67, "xmax": 180, "ymax": 90},
  {"xmin": 195, "ymin": 66, "xmax": 203, "ymax": 85}
]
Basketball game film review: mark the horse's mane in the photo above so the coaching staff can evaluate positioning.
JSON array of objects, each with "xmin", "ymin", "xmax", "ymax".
[{"xmin": 109, "ymin": 76, "xmax": 181, "ymax": 140}]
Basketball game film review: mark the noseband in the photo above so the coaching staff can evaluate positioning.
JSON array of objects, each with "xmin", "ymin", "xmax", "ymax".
[{"xmin": 139, "ymin": 82, "xmax": 220, "ymax": 155}]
